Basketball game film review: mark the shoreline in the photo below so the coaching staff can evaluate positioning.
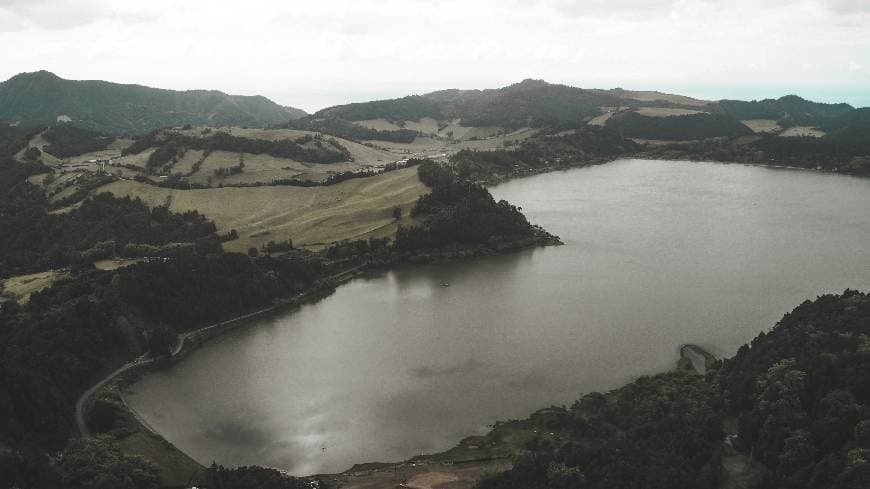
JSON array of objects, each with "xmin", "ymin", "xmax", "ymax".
[
  {"xmin": 76, "ymin": 154, "xmax": 853, "ymax": 484},
  {"xmin": 480, "ymin": 152, "xmax": 869, "ymax": 188},
  {"xmin": 76, "ymin": 234, "xmax": 560, "ymax": 481},
  {"xmin": 311, "ymin": 343, "xmax": 720, "ymax": 489}
]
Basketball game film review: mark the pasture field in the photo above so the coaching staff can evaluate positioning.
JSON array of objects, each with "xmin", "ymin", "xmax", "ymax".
[
  {"xmin": 174, "ymin": 126, "xmax": 399, "ymax": 167},
  {"xmin": 588, "ymin": 111, "xmax": 616, "ymax": 126},
  {"xmin": 367, "ymin": 128, "xmax": 537, "ymax": 157},
  {"xmin": 108, "ymin": 147, "xmax": 156, "ymax": 169},
  {"xmin": 604, "ymin": 89, "xmax": 710, "ymax": 107},
  {"xmin": 780, "ymin": 126, "xmax": 826, "ymax": 137},
  {"xmin": 741, "ymin": 119, "xmax": 782, "ymax": 134},
  {"xmin": 168, "ymin": 148, "xmax": 205, "ymax": 175},
  {"xmin": 635, "ymin": 107, "xmax": 707, "ymax": 117},
  {"xmin": 187, "ymin": 151, "xmax": 373, "ymax": 186},
  {"xmin": 93, "ymin": 258, "xmax": 144, "ymax": 270},
  {"xmin": 98, "ymin": 166, "xmax": 427, "ymax": 251},
  {"xmin": 117, "ymin": 428, "xmax": 204, "ymax": 487},
  {"xmin": 354, "ymin": 117, "xmax": 507, "ymax": 141},
  {"xmin": 1, "ymin": 270, "xmax": 67, "ymax": 303}
]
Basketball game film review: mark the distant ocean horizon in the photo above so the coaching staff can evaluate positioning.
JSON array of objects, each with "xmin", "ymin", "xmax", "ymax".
[{"xmin": 668, "ymin": 85, "xmax": 870, "ymax": 109}]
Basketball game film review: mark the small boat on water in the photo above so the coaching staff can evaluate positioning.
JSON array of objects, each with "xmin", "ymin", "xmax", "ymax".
[{"xmin": 442, "ymin": 282, "xmax": 449, "ymax": 287}]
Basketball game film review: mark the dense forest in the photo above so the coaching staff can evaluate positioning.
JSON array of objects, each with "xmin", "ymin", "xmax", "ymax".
[
  {"xmin": 718, "ymin": 291, "xmax": 870, "ymax": 488},
  {"xmin": 315, "ymin": 94, "xmax": 444, "ymax": 122},
  {"xmin": 445, "ymin": 80, "xmax": 623, "ymax": 128},
  {"xmin": 481, "ymin": 372, "xmax": 723, "ymax": 489},
  {"xmin": 479, "ymin": 291, "xmax": 870, "ymax": 489},
  {"xmin": 643, "ymin": 131, "xmax": 870, "ymax": 176},
  {"xmin": 451, "ymin": 127, "xmax": 639, "ymax": 182},
  {"xmin": 393, "ymin": 161, "xmax": 540, "ymax": 250},
  {"xmin": 0, "ymin": 241, "xmax": 329, "ymax": 488},
  {"xmin": 0, "ymin": 158, "xmax": 219, "ymax": 277},
  {"xmin": 41, "ymin": 125, "xmax": 115, "ymax": 159},
  {"xmin": 714, "ymin": 95, "xmax": 855, "ymax": 128},
  {"xmin": 606, "ymin": 111, "xmax": 754, "ymax": 140},
  {"xmin": 318, "ymin": 79, "xmax": 632, "ymax": 128}
]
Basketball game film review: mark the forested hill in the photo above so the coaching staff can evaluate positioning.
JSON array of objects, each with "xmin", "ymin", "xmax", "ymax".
[
  {"xmin": 309, "ymin": 79, "xmax": 867, "ymax": 140},
  {"xmin": 480, "ymin": 290, "xmax": 870, "ymax": 489},
  {"xmin": 314, "ymin": 79, "xmax": 651, "ymax": 127},
  {"xmin": 715, "ymin": 95, "xmax": 855, "ymax": 127},
  {"xmin": 0, "ymin": 71, "xmax": 306, "ymax": 135}
]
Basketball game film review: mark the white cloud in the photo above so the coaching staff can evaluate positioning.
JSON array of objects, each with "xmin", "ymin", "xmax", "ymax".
[{"xmin": 0, "ymin": 0, "xmax": 868, "ymax": 111}]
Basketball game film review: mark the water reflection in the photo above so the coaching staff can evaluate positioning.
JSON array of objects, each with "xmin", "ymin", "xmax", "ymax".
[{"xmin": 127, "ymin": 159, "xmax": 870, "ymax": 475}]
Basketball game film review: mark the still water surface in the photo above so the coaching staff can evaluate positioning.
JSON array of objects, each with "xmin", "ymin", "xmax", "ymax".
[{"xmin": 127, "ymin": 159, "xmax": 870, "ymax": 475}]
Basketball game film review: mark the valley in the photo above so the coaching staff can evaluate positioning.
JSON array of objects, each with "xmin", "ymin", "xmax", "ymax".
[{"xmin": 1, "ymin": 73, "xmax": 869, "ymax": 489}]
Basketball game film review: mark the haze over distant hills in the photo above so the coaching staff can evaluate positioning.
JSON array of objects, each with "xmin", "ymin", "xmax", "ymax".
[
  {"xmin": 3, "ymin": 72, "xmax": 868, "ymax": 147},
  {"xmin": 292, "ymin": 78, "xmax": 867, "ymax": 144},
  {"xmin": 312, "ymin": 78, "xmax": 858, "ymax": 128},
  {"xmin": 0, "ymin": 71, "xmax": 307, "ymax": 135}
]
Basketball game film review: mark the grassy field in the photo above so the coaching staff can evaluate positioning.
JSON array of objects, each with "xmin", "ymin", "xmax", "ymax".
[
  {"xmin": 18, "ymin": 123, "xmax": 541, "ymax": 255},
  {"xmin": 780, "ymin": 126, "xmax": 826, "ymax": 137},
  {"xmin": 1, "ymin": 270, "xmax": 67, "ymax": 303},
  {"xmin": 741, "ymin": 119, "xmax": 782, "ymax": 134},
  {"xmin": 98, "ymin": 166, "xmax": 427, "ymax": 251},
  {"xmin": 169, "ymin": 148, "xmax": 205, "ymax": 175},
  {"xmin": 93, "ymin": 258, "xmax": 144, "ymax": 270},
  {"xmin": 117, "ymin": 429, "xmax": 204, "ymax": 487},
  {"xmin": 604, "ymin": 89, "xmax": 710, "ymax": 107},
  {"xmin": 368, "ymin": 128, "xmax": 537, "ymax": 158},
  {"xmin": 186, "ymin": 150, "xmax": 367, "ymax": 186},
  {"xmin": 95, "ymin": 388, "xmax": 206, "ymax": 487},
  {"xmin": 174, "ymin": 126, "xmax": 400, "ymax": 167},
  {"xmin": 588, "ymin": 111, "xmax": 616, "ymax": 126},
  {"xmin": 108, "ymin": 147, "xmax": 155, "ymax": 170},
  {"xmin": 635, "ymin": 107, "xmax": 708, "ymax": 117},
  {"xmin": 354, "ymin": 118, "xmax": 508, "ymax": 142}
]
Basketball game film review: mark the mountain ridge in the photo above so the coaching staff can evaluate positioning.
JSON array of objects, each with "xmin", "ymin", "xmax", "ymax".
[{"xmin": 0, "ymin": 70, "xmax": 307, "ymax": 135}]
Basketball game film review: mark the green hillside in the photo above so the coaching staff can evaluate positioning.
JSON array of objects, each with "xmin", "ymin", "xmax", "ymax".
[
  {"xmin": 715, "ymin": 95, "xmax": 854, "ymax": 127},
  {"xmin": 607, "ymin": 111, "xmax": 754, "ymax": 140},
  {"xmin": 0, "ymin": 71, "xmax": 306, "ymax": 135},
  {"xmin": 314, "ymin": 79, "xmax": 632, "ymax": 128}
]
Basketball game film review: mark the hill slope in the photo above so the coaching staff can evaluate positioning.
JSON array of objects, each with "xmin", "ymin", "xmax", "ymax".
[
  {"xmin": 0, "ymin": 71, "xmax": 306, "ymax": 135},
  {"xmin": 316, "ymin": 79, "xmax": 635, "ymax": 128}
]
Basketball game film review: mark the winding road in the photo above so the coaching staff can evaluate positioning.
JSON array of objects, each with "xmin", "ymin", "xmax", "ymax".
[
  {"xmin": 75, "ymin": 265, "xmax": 364, "ymax": 438},
  {"xmin": 75, "ymin": 354, "xmax": 150, "ymax": 437}
]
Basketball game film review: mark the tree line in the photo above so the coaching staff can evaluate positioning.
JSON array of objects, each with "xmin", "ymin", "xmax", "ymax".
[
  {"xmin": 124, "ymin": 129, "xmax": 352, "ymax": 166},
  {"xmin": 0, "ymin": 158, "xmax": 219, "ymax": 277},
  {"xmin": 478, "ymin": 290, "xmax": 870, "ymax": 489}
]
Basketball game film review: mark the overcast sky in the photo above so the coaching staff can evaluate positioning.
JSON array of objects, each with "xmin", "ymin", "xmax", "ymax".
[{"xmin": 1, "ymin": 0, "xmax": 868, "ymax": 112}]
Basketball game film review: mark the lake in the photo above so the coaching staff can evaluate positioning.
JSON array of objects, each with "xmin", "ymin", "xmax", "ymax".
[{"xmin": 126, "ymin": 159, "xmax": 870, "ymax": 475}]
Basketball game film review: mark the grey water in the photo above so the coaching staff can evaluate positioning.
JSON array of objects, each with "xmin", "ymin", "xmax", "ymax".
[{"xmin": 126, "ymin": 159, "xmax": 870, "ymax": 475}]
